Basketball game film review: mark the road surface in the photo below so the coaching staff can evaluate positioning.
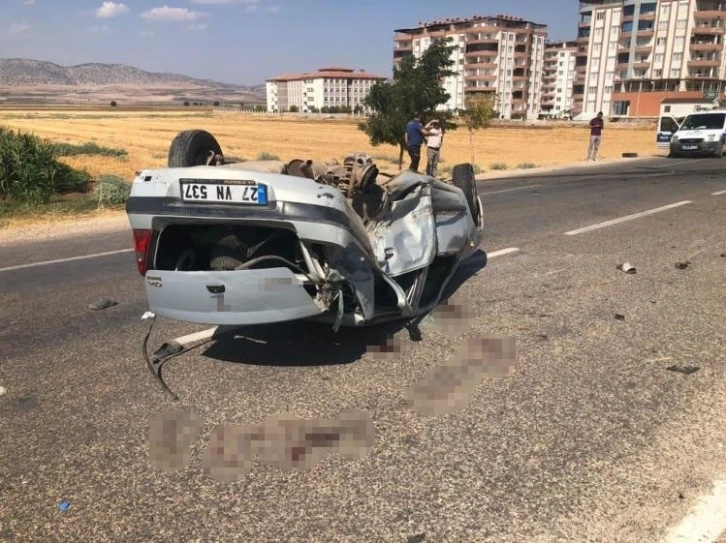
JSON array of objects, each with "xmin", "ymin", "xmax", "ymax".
[{"xmin": 1, "ymin": 156, "xmax": 725, "ymax": 543}]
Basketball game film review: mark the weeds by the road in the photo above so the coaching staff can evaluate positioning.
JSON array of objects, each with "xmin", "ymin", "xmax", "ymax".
[
  {"xmin": 257, "ymin": 151, "xmax": 281, "ymax": 161},
  {"xmin": 94, "ymin": 174, "xmax": 131, "ymax": 206},
  {"xmin": 490, "ymin": 162, "xmax": 508, "ymax": 170},
  {"xmin": 517, "ymin": 162, "xmax": 537, "ymax": 169},
  {"xmin": 50, "ymin": 141, "xmax": 128, "ymax": 159},
  {"xmin": 0, "ymin": 126, "xmax": 91, "ymax": 205}
]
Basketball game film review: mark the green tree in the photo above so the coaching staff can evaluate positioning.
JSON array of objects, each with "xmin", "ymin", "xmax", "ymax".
[
  {"xmin": 289, "ymin": 105, "xmax": 299, "ymax": 112},
  {"xmin": 459, "ymin": 93, "xmax": 499, "ymax": 164},
  {"xmin": 358, "ymin": 38, "xmax": 458, "ymax": 169}
]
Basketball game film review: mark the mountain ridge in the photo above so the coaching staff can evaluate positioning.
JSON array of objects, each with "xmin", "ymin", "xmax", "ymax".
[{"xmin": 0, "ymin": 58, "xmax": 264, "ymax": 91}]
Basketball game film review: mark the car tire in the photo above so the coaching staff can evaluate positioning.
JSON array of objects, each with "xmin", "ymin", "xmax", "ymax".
[
  {"xmin": 168, "ymin": 129, "xmax": 223, "ymax": 168},
  {"xmin": 715, "ymin": 142, "xmax": 725, "ymax": 158},
  {"xmin": 451, "ymin": 163, "xmax": 481, "ymax": 224}
]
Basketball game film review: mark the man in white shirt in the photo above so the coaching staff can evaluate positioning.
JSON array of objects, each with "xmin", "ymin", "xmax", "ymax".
[{"xmin": 425, "ymin": 119, "xmax": 444, "ymax": 177}]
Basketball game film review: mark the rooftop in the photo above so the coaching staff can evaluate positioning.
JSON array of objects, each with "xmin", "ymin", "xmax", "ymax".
[
  {"xmin": 267, "ymin": 67, "xmax": 386, "ymax": 83},
  {"xmin": 661, "ymin": 97, "xmax": 717, "ymax": 104},
  {"xmin": 394, "ymin": 13, "xmax": 547, "ymax": 34}
]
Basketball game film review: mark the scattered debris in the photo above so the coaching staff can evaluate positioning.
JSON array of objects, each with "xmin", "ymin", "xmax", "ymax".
[
  {"xmin": 88, "ymin": 297, "xmax": 118, "ymax": 311},
  {"xmin": 0, "ymin": 386, "xmax": 6, "ymax": 397},
  {"xmin": 645, "ymin": 357, "xmax": 672, "ymax": 363},
  {"xmin": 407, "ymin": 534, "xmax": 426, "ymax": 543},
  {"xmin": 666, "ymin": 365, "xmax": 700, "ymax": 375},
  {"xmin": 674, "ymin": 261, "xmax": 690, "ymax": 270},
  {"xmin": 678, "ymin": 492, "xmax": 685, "ymax": 500},
  {"xmin": 617, "ymin": 262, "xmax": 637, "ymax": 274},
  {"xmin": 141, "ymin": 311, "xmax": 155, "ymax": 320},
  {"xmin": 614, "ymin": 314, "xmax": 626, "ymax": 321},
  {"xmin": 58, "ymin": 500, "xmax": 71, "ymax": 512},
  {"xmin": 720, "ymin": 253, "xmax": 726, "ymax": 258}
]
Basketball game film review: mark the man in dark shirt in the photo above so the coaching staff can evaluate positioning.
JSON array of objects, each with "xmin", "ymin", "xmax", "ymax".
[
  {"xmin": 587, "ymin": 111, "xmax": 604, "ymax": 161},
  {"xmin": 405, "ymin": 112, "xmax": 430, "ymax": 171}
]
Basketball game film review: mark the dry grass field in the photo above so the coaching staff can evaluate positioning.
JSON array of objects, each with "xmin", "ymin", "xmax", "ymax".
[{"xmin": 0, "ymin": 110, "xmax": 663, "ymax": 182}]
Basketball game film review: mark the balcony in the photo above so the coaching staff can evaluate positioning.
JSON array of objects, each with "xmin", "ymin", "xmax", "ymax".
[
  {"xmin": 638, "ymin": 12, "xmax": 656, "ymax": 21},
  {"xmin": 688, "ymin": 58, "xmax": 721, "ymax": 68},
  {"xmin": 464, "ymin": 74, "xmax": 497, "ymax": 81},
  {"xmin": 691, "ymin": 41, "xmax": 723, "ymax": 52},
  {"xmin": 636, "ymin": 28, "xmax": 655, "ymax": 37},
  {"xmin": 633, "ymin": 61, "xmax": 651, "ymax": 69},
  {"xmin": 635, "ymin": 44, "xmax": 653, "ymax": 53},
  {"xmin": 466, "ymin": 37, "xmax": 499, "ymax": 45},
  {"xmin": 466, "ymin": 62, "xmax": 498, "ymax": 69},
  {"xmin": 693, "ymin": 25, "xmax": 726, "ymax": 35},
  {"xmin": 694, "ymin": 10, "xmax": 726, "ymax": 20},
  {"xmin": 464, "ymin": 86, "xmax": 496, "ymax": 93},
  {"xmin": 465, "ymin": 26, "xmax": 500, "ymax": 35}
]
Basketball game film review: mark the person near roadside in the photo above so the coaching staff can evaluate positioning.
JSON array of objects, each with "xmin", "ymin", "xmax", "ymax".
[
  {"xmin": 587, "ymin": 111, "xmax": 604, "ymax": 161},
  {"xmin": 425, "ymin": 119, "xmax": 444, "ymax": 177},
  {"xmin": 405, "ymin": 112, "xmax": 430, "ymax": 172}
]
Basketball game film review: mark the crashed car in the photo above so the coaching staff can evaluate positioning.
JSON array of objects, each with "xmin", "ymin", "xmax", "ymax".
[{"xmin": 125, "ymin": 129, "xmax": 484, "ymax": 332}]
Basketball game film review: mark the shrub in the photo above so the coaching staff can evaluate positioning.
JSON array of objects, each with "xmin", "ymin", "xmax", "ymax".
[
  {"xmin": 517, "ymin": 162, "xmax": 537, "ymax": 169},
  {"xmin": 257, "ymin": 151, "xmax": 280, "ymax": 161},
  {"xmin": 0, "ymin": 126, "xmax": 91, "ymax": 205},
  {"xmin": 49, "ymin": 141, "xmax": 127, "ymax": 158},
  {"xmin": 94, "ymin": 174, "xmax": 131, "ymax": 206},
  {"xmin": 490, "ymin": 162, "xmax": 508, "ymax": 170},
  {"xmin": 110, "ymin": 101, "xmax": 117, "ymax": 107}
]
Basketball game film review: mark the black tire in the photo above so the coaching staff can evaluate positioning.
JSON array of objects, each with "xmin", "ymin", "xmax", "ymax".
[
  {"xmin": 210, "ymin": 255, "xmax": 244, "ymax": 271},
  {"xmin": 714, "ymin": 142, "xmax": 724, "ymax": 158},
  {"xmin": 168, "ymin": 129, "xmax": 223, "ymax": 168},
  {"xmin": 451, "ymin": 163, "xmax": 480, "ymax": 224}
]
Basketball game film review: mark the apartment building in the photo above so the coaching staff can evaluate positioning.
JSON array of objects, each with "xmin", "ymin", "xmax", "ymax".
[
  {"xmin": 575, "ymin": 0, "xmax": 726, "ymax": 117},
  {"xmin": 541, "ymin": 40, "xmax": 578, "ymax": 116},
  {"xmin": 266, "ymin": 67, "xmax": 386, "ymax": 113},
  {"xmin": 393, "ymin": 14, "xmax": 548, "ymax": 119}
]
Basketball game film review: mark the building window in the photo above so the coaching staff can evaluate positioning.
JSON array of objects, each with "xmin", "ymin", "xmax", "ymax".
[
  {"xmin": 658, "ymin": 21, "xmax": 668, "ymax": 30},
  {"xmin": 654, "ymin": 53, "xmax": 664, "ymax": 63},
  {"xmin": 671, "ymin": 68, "xmax": 681, "ymax": 77},
  {"xmin": 596, "ymin": 10, "xmax": 605, "ymax": 20},
  {"xmin": 604, "ymin": 85, "xmax": 614, "ymax": 93},
  {"xmin": 673, "ymin": 52, "xmax": 683, "ymax": 61},
  {"xmin": 656, "ymin": 37, "xmax": 666, "ymax": 46},
  {"xmin": 676, "ymin": 19, "xmax": 686, "ymax": 28},
  {"xmin": 588, "ymin": 86, "xmax": 597, "ymax": 94}
]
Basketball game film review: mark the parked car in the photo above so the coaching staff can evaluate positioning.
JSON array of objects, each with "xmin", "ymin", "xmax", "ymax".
[{"xmin": 660, "ymin": 110, "xmax": 726, "ymax": 158}]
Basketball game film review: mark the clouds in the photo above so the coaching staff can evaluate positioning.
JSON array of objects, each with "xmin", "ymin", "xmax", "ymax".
[
  {"xmin": 5, "ymin": 22, "xmax": 35, "ymax": 36},
  {"xmin": 140, "ymin": 6, "xmax": 207, "ymax": 22},
  {"xmin": 96, "ymin": 1, "xmax": 129, "ymax": 19}
]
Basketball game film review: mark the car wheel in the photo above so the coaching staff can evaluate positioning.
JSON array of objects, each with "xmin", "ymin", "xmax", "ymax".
[
  {"xmin": 451, "ymin": 163, "xmax": 481, "ymax": 224},
  {"xmin": 168, "ymin": 129, "xmax": 223, "ymax": 168},
  {"xmin": 716, "ymin": 142, "xmax": 725, "ymax": 158}
]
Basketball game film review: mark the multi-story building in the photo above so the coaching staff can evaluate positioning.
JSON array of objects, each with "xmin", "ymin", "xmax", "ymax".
[
  {"xmin": 541, "ymin": 40, "xmax": 578, "ymax": 116},
  {"xmin": 575, "ymin": 0, "xmax": 726, "ymax": 117},
  {"xmin": 393, "ymin": 14, "xmax": 548, "ymax": 119},
  {"xmin": 265, "ymin": 67, "xmax": 386, "ymax": 113}
]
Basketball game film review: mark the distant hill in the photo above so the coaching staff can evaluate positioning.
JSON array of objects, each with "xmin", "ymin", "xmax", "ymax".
[{"xmin": 0, "ymin": 58, "xmax": 266, "ymax": 103}]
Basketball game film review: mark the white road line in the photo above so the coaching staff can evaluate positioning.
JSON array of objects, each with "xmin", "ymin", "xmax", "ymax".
[
  {"xmin": 481, "ymin": 184, "xmax": 542, "ymax": 196},
  {"xmin": 664, "ymin": 479, "xmax": 726, "ymax": 543},
  {"xmin": 487, "ymin": 247, "xmax": 520, "ymax": 258},
  {"xmin": 0, "ymin": 248, "xmax": 134, "ymax": 273},
  {"xmin": 564, "ymin": 201, "xmax": 692, "ymax": 236},
  {"xmin": 712, "ymin": 190, "xmax": 726, "ymax": 196}
]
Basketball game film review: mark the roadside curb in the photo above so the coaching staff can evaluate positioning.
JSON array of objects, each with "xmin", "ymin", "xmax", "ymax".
[{"xmin": 475, "ymin": 154, "xmax": 663, "ymax": 182}]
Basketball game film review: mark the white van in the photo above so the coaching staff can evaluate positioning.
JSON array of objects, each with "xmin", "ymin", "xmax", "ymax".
[{"xmin": 661, "ymin": 110, "xmax": 726, "ymax": 158}]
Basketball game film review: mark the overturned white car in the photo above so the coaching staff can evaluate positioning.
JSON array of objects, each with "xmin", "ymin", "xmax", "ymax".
[{"xmin": 126, "ymin": 129, "xmax": 485, "ymax": 332}]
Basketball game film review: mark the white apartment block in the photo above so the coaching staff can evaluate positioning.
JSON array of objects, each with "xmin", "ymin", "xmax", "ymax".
[
  {"xmin": 266, "ymin": 67, "xmax": 385, "ymax": 113},
  {"xmin": 576, "ymin": 0, "xmax": 726, "ymax": 117},
  {"xmin": 394, "ymin": 14, "xmax": 548, "ymax": 119},
  {"xmin": 541, "ymin": 40, "xmax": 578, "ymax": 116}
]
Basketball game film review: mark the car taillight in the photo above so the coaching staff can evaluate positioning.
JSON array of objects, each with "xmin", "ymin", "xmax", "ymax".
[{"xmin": 132, "ymin": 229, "xmax": 153, "ymax": 276}]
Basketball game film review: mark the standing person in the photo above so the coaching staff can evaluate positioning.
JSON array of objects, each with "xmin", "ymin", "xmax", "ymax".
[
  {"xmin": 405, "ymin": 112, "xmax": 429, "ymax": 172},
  {"xmin": 425, "ymin": 119, "xmax": 444, "ymax": 177},
  {"xmin": 587, "ymin": 111, "xmax": 604, "ymax": 161}
]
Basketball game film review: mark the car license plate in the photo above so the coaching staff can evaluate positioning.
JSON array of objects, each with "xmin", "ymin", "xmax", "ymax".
[
  {"xmin": 180, "ymin": 180, "xmax": 268, "ymax": 205},
  {"xmin": 682, "ymin": 145, "xmax": 698, "ymax": 150}
]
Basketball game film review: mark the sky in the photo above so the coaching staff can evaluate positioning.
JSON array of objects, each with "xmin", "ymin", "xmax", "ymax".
[{"xmin": 0, "ymin": 0, "xmax": 580, "ymax": 86}]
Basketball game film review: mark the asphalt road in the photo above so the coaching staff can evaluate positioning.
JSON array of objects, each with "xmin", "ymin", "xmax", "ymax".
[{"xmin": 1, "ymin": 156, "xmax": 725, "ymax": 543}]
